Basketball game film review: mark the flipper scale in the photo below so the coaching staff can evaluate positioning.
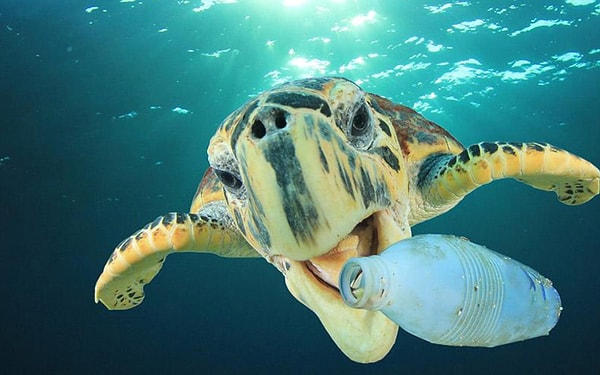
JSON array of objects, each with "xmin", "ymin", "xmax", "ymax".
[
  {"xmin": 94, "ymin": 204, "xmax": 256, "ymax": 310},
  {"xmin": 412, "ymin": 142, "xmax": 599, "ymax": 224}
]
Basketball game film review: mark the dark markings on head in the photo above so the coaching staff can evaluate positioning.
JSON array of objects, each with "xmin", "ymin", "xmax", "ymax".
[
  {"xmin": 241, "ymin": 165, "xmax": 266, "ymax": 219},
  {"xmin": 336, "ymin": 156, "xmax": 355, "ymax": 199},
  {"xmin": 502, "ymin": 145, "xmax": 516, "ymax": 155},
  {"xmin": 375, "ymin": 179, "xmax": 391, "ymax": 206},
  {"xmin": 230, "ymin": 99, "xmax": 259, "ymax": 150},
  {"xmin": 375, "ymin": 146, "xmax": 400, "ymax": 171},
  {"xmin": 303, "ymin": 114, "xmax": 315, "ymax": 137},
  {"xmin": 358, "ymin": 167, "xmax": 376, "ymax": 208},
  {"xmin": 378, "ymin": 120, "xmax": 392, "ymax": 137},
  {"xmin": 527, "ymin": 143, "xmax": 544, "ymax": 152},
  {"xmin": 347, "ymin": 152, "xmax": 356, "ymax": 170},
  {"xmin": 262, "ymin": 135, "xmax": 319, "ymax": 244},
  {"xmin": 267, "ymin": 92, "xmax": 331, "ymax": 117},
  {"xmin": 469, "ymin": 144, "xmax": 481, "ymax": 158},
  {"xmin": 318, "ymin": 119, "xmax": 333, "ymax": 141},
  {"xmin": 481, "ymin": 142, "xmax": 499, "ymax": 154},
  {"xmin": 318, "ymin": 144, "xmax": 330, "ymax": 173},
  {"xmin": 118, "ymin": 237, "xmax": 132, "ymax": 252},
  {"xmin": 249, "ymin": 212, "xmax": 271, "ymax": 250},
  {"xmin": 233, "ymin": 209, "xmax": 246, "ymax": 237},
  {"xmin": 235, "ymin": 171, "xmax": 269, "ymax": 246},
  {"xmin": 176, "ymin": 213, "xmax": 187, "ymax": 224},
  {"xmin": 189, "ymin": 213, "xmax": 199, "ymax": 223}
]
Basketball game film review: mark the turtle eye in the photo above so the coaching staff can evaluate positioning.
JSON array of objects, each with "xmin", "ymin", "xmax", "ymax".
[
  {"xmin": 214, "ymin": 169, "xmax": 243, "ymax": 191},
  {"xmin": 348, "ymin": 103, "xmax": 373, "ymax": 149},
  {"xmin": 351, "ymin": 105, "xmax": 369, "ymax": 137}
]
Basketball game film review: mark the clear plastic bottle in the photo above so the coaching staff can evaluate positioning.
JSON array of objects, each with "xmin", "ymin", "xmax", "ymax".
[{"xmin": 339, "ymin": 234, "xmax": 561, "ymax": 347}]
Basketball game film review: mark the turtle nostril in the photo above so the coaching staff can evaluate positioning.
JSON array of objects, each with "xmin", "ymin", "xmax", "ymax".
[
  {"xmin": 251, "ymin": 120, "xmax": 266, "ymax": 139},
  {"xmin": 251, "ymin": 108, "xmax": 289, "ymax": 139},
  {"xmin": 274, "ymin": 110, "xmax": 287, "ymax": 129}
]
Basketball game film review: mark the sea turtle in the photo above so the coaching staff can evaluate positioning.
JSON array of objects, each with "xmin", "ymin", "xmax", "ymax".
[{"xmin": 95, "ymin": 77, "xmax": 599, "ymax": 363}]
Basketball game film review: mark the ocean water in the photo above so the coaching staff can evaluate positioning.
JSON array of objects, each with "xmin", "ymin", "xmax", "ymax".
[{"xmin": 1, "ymin": 0, "xmax": 599, "ymax": 373}]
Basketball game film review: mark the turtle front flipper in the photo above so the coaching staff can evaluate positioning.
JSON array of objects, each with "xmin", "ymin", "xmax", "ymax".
[
  {"xmin": 94, "ymin": 202, "xmax": 257, "ymax": 310},
  {"xmin": 412, "ymin": 142, "xmax": 600, "ymax": 223}
]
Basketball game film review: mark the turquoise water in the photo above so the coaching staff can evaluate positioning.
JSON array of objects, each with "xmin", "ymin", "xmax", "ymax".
[{"xmin": 1, "ymin": 1, "xmax": 599, "ymax": 373}]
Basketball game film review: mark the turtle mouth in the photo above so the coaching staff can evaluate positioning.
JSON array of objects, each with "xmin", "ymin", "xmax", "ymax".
[
  {"xmin": 304, "ymin": 214, "xmax": 379, "ymax": 291},
  {"xmin": 271, "ymin": 209, "xmax": 403, "ymax": 362},
  {"xmin": 269, "ymin": 209, "xmax": 403, "ymax": 295}
]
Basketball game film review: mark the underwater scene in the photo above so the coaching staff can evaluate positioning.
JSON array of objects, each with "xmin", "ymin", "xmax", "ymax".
[{"xmin": 1, "ymin": 0, "xmax": 599, "ymax": 374}]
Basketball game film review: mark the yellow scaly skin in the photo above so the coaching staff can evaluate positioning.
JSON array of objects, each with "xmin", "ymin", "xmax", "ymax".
[{"xmin": 95, "ymin": 77, "xmax": 599, "ymax": 363}]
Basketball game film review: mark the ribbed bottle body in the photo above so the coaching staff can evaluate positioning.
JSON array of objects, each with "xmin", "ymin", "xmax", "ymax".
[{"xmin": 339, "ymin": 234, "xmax": 561, "ymax": 347}]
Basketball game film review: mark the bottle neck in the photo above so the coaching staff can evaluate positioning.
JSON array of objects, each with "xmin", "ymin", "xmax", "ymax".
[{"xmin": 339, "ymin": 255, "xmax": 391, "ymax": 311}]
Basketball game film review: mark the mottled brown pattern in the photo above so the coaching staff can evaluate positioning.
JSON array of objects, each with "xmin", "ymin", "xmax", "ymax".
[{"xmin": 369, "ymin": 94, "xmax": 463, "ymax": 161}]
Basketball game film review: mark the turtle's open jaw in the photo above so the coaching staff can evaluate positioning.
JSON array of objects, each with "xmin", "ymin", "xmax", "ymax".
[
  {"xmin": 271, "ymin": 210, "xmax": 403, "ymax": 292},
  {"xmin": 305, "ymin": 216, "xmax": 378, "ymax": 290},
  {"xmin": 305, "ymin": 206, "xmax": 408, "ymax": 292},
  {"xmin": 308, "ymin": 206, "xmax": 410, "ymax": 292},
  {"xmin": 272, "ymin": 209, "xmax": 404, "ymax": 363}
]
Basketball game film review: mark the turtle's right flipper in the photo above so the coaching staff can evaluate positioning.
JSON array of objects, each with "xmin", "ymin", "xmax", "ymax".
[
  {"xmin": 417, "ymin": 142, "xmax": 599, "ymax": 218},
  {"xmin": 94, "ymin": 203, "xmax": 257, "ymax": 310}
]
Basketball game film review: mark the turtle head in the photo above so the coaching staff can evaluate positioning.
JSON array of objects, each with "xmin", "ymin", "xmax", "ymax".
[
  {"xmin": 209, "ymin": 77, "xmax": 408, "ymax": 260},
  {"xmin": 208, "ymin": 77, "xmax": 409, "ymax": 362}
]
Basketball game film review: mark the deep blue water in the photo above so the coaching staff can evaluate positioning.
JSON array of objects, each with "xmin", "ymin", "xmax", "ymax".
[{"xmin": 1, "ymin": 0, "xmax": 599, "ymax": 374}]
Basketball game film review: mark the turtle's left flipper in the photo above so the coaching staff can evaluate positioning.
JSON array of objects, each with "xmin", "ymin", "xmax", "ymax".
[
  {"xmin": 415, "ymin": 142, "xmax": 600, "ymax": 221},
  {"xmin": 94, "ymin": 202, "xmax": 257, "ymax": 311}
]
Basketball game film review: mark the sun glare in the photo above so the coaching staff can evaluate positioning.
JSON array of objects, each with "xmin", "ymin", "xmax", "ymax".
[
  {"xmin": 283, "ymin": 0, "xmax": 307, "ymax": 7},
  {"xmin": 283, "ymin": 0, "xmax": 346, "ymax": 8},
  {"xmin": 350, "ymin": 10, "xmax": 376, "ymax": 26}
]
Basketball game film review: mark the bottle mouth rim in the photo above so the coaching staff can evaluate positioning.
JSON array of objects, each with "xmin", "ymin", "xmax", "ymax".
[{"xmin": 339, "ymin": 259, "xmax": 367, "ymax": 308}]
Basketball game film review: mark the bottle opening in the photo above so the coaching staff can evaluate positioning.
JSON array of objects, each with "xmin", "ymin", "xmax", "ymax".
[{"xmin": 340, "ymin": 260, "xmax": 366, "ymax": 308}]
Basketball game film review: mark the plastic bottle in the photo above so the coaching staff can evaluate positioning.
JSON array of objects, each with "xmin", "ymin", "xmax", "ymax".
[{"xmin": 339, "ymin": 234, "xmax": 561, "ymax": 347}]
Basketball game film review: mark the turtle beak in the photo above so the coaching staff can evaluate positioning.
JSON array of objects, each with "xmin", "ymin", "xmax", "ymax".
[{"xmin": 271, "ymin": 209, "xmax": 408, "ymax": 363}]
